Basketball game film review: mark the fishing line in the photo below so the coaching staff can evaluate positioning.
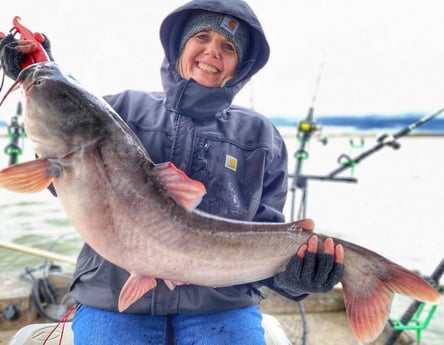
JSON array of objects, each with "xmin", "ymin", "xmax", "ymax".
[
  {"xmin": 42, "ymin": 304, "xmax": 77, "ymax": 345},
  {"xmin": 310, "ymin": 59, "xmax": 325, "ymax": 108},
  {"xmin": 0, "ymin": 76, "xmax": 20, "ymax": 108},
  {"xmin": 0, "ymin": 70, "xmax": 5, "ymax": 93}
]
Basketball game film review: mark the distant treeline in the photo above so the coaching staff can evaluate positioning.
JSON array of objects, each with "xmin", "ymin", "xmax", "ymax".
[{"xmin": 271, "ymin": 113, "xmax": 444, "ymax": 134}]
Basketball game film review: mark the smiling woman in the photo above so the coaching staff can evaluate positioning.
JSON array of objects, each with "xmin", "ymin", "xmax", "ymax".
[
  {"xmin": 0, "ymin": 1, "xmax": 443, "ymax": 345},
  {"xmin": 178, "ymin": 30, "xmax": 239, "ymax": 87},
  {"xmin": 176, "ymin": 10, "xmax": 248, "ymax": 87}
]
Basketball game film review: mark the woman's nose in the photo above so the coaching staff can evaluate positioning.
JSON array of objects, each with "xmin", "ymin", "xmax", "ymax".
[{"xmin": 204, "ymin": 41, "xmax": 221, "ymax": 58}]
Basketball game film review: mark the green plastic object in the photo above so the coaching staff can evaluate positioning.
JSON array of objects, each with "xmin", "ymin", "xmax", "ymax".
[{"xmin": 390, "ymin": 302, "xmax": 438, "ymax": 343}]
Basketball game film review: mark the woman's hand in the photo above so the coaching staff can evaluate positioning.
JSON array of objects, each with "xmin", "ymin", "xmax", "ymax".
[
  {"xmin": 0, "ymin": 32, "xmax": 53, "ymax": 80},
  {"xmin": 273, "ymin": 235, "xmax": 345, "ymax": 296}
]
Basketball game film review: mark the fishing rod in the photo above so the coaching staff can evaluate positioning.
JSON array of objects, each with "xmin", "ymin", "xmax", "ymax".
[
  {"xmin": 0, "ymin": 240, "xmax": 77, "ymax": 265},
  {"xmin": 287, "ymin": 60, "xmax": 327, "ymax": 345},
  {"xmin": 327, "ymin": 108, "xmax": 444, "ymax": 178},
  {"xmin": 289, "ymin": 61, "xmax": 357, "ymax": 221},
  {"xmin": 288, "ymin": 59, "xmax": 358, "ymax": 345},
  {"xmin": 289, "ymin": 106, "xmax": 318, "ymax": 221},
  {"xmin": 384, "ymin": 258, "xmax": 444, "ymax": 345},
  {"xmin": 3, "ymin": 101, "xmax": 25, "ymax": 165},
  {"xmin": 289, "ymin": 60, "xmax": 324, "ymax": 221}
]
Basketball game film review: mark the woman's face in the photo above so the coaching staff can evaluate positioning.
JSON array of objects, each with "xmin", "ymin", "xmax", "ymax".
[{"xmin": 179, "ymin": 30, "xmax": 238, "ymax": 87}]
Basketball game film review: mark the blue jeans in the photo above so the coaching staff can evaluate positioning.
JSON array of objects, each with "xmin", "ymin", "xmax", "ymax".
[{"xmin": 72, "ymin": 304, "xmax": 266, "ymax": 345}]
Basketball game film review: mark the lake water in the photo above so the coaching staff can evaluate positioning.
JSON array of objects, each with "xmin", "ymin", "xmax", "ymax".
[{"xmin": 0, "ymin": 130, "xmax": 443, "ymax": 344}]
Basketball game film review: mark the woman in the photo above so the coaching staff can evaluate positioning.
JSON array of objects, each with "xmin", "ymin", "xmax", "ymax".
[{"xmin": 0, "ymin": 1, "xmax": 344, "ymax": 344}]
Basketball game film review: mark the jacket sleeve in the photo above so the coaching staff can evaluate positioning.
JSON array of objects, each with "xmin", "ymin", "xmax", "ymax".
[{"xmin": 252, "ymin": 126, "xmax": 288, "ymax": 223}]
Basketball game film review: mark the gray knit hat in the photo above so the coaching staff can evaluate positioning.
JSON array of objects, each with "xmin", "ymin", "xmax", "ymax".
[{"xmin": 179, "ymin": 10, "xmax": 250, "ymax": 65}]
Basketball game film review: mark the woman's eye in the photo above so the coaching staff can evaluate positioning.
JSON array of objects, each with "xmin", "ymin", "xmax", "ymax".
[
  {"xmin": 196, "ymin": 34, "xmax": 209, "ymax": 41},
  {"xmin": 223, "ymin": 43, "xmax": 236, "ymax": 52}
]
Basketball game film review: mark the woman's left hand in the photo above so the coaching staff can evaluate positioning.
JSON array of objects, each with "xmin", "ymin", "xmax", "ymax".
[{"xmin": 273, "ymin": 235, "xmax": 345, "ymax": 296}]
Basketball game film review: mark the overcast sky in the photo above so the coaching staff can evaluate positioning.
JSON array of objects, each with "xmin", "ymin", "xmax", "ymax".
[{"xmin": 1, "ymin": 0, "xmax": 444, "ymax": 119}]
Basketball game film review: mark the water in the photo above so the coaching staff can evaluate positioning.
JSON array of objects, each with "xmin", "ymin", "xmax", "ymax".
[
  {"xmin": 0, "ymin": 129, "xmax": 443, "ymax": 343},
  {"xmin": 0, "ymin": 136, "xmax": 83, "ymax": 274},
  {"xmin": 0, "ymin": 189, "xmax": 83, "ymax": 274}
]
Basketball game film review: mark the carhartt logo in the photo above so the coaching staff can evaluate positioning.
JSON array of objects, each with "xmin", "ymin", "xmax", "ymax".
[
  {"xmin": 221, "ymin": 16, "xmax": 239, "ymax": 35},
  {"xmin": 227, "ymin": 19, "xmax": 236, "ymax": 30},
  {"xmin": 225, "ymin": 154, "xmax": 238, "ymax": 171}
]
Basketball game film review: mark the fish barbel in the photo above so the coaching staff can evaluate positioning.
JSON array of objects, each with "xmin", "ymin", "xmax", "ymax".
[{"xmin": 0, "ymin": 62, "xmax": 440, "ymax": 343}]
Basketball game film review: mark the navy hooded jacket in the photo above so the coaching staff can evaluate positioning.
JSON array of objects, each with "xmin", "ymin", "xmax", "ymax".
[{"xmin": 70, "ymin": 0, "xmax": 291, "ymax": 314}]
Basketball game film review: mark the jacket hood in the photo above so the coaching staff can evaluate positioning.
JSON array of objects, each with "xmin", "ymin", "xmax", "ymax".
[
  {"xmin": 159, "ymin": 0, "xmax": 270, "ymax": 121},
  {"xmin": 160, "ymin": 0, "xmax": 270, "ymax": 84}
]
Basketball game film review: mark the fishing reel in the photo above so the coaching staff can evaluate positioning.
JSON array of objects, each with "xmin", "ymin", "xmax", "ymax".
[
  {"xmin": 377, "ymin": 133, "xmax": 401, "ymax": 150},
  {"xmin": 297, "ymin": 119, "xmax": 321, "ymax": 134},
  {"xmin": 296, "ymin": 107, "xmax": 322, "ymax": 142}
]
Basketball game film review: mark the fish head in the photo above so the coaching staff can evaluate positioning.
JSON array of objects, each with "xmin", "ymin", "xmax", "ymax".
[{"xmin": 17, "ymin": 62, "xmax": 107, "ymax": 159}]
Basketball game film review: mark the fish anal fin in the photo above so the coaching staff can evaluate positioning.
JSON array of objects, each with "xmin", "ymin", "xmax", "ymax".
[
  {"xmin": 152, "ymin": 162, "xmax": 206, "ymax": 211},
  {"xmin": 0, "ymin": 159, "xmax": 56, "ymax": 193},
  {"xmin": 118, "ymin": 274, "xmax": 157, "ymax": 312}
]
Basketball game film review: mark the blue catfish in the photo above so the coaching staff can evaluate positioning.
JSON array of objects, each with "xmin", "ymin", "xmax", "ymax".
[{"xmin": 0, "ymin": 62, "xmax": 440, "ymax": 343}]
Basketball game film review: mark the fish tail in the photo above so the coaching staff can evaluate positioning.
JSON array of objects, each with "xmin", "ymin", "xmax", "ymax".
[{"xmin": 341, "ymin": 257, "xmax": 441, "ymax": 343}]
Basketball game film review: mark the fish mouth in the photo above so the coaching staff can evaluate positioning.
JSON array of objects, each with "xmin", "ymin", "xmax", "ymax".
[{"xmin": 0, "ymin": 62, "xmax": 51, "ymax": 108}]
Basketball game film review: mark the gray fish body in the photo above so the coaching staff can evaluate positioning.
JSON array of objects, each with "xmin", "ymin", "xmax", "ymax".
[
  {"xmin": 1, "ymin": 62, "xmax": 439, "ymax": 343},
  {"xmin": 20, "ymin": 63, "xmax": 307, "ymax": 285}
]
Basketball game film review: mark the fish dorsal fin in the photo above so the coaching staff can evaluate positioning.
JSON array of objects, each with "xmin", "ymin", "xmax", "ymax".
[
  {"xmin": 295, "ymin": 218, "xmax": 314, "ymax": 231},
  {"xmin": 118, "ymin": 274, "xmax": 157, "ymax": 312},
  {"xmin": 152, "ymin": 162, "xmax": 206, "ymax": 211},
  {"xmin": 0, "ymin": 159, "xmax": 56, "ymax": 193}
]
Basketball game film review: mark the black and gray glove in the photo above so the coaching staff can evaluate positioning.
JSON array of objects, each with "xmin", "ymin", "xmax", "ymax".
[
  {"xmin": 0, "ymin": 33, "xmax": 54, "ymax": 80},
  {"xmin": 272, "ymin": 249, "xmax": 344, "ymax": 298}
]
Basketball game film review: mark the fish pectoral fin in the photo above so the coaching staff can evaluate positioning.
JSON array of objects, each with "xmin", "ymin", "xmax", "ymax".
[
  {"xmin": 118, "ymin": 274, "xmax": 157, "ymax": 312},
  {"xmin": 0, "ymin": 159, "xmax": 57, "ymax": 193},
  {"xmin": 152, "ymin": 162, "xmax": 206, "ymax": 211}
]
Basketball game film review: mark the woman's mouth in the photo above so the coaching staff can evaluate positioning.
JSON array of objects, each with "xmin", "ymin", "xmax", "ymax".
[{"xmin": 196, "ymin": 62, "xmax": 219, "ymax": 73}]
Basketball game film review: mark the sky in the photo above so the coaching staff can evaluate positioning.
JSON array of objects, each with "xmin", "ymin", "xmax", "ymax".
[{"xmin": 1, "ymin": 0, "xmax": 444, "ymax": 120}]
